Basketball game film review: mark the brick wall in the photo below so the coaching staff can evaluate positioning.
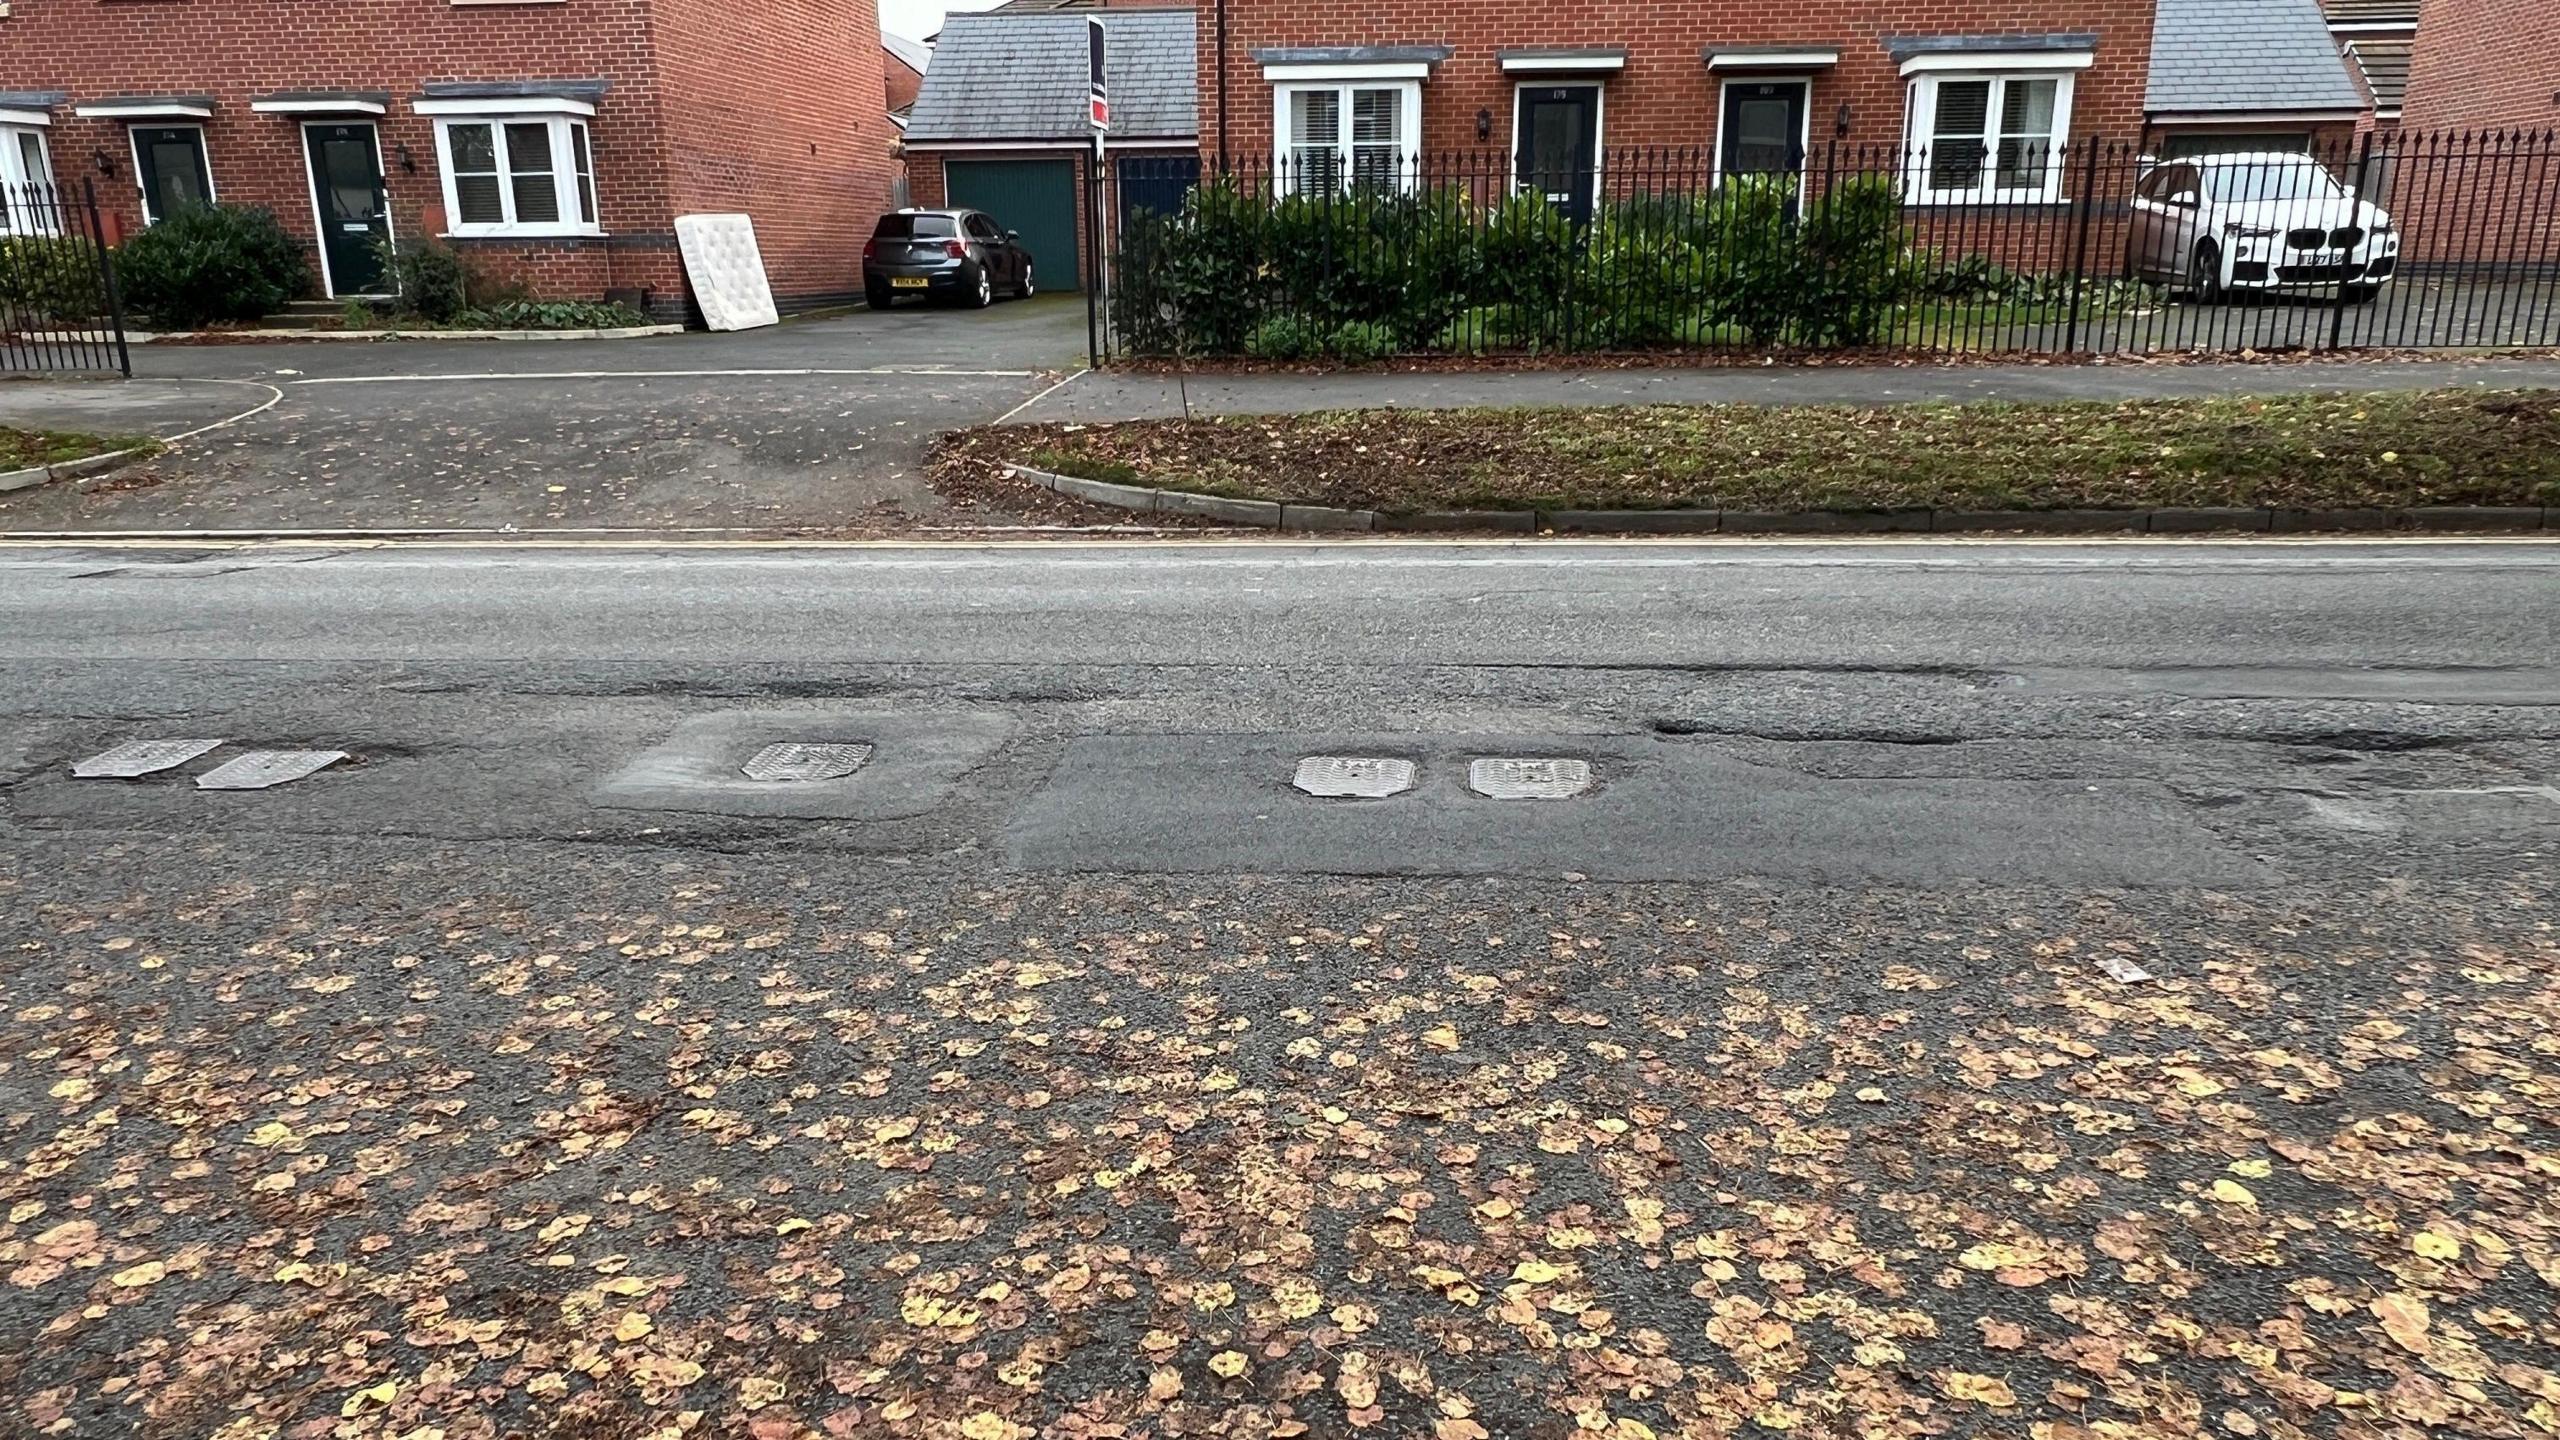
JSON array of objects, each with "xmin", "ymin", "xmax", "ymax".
[
  {"xmin": 886, "ymin": 55, "xmax": 926, "ymax": 116},
  {"xmin": 0, "ymin": 0, "xmax": 893, "ymax": 316},
  {"xmin": 1197, "ymin": 1, "xmax": 2159, "ymax": 168},
  {"xmin": 652, "ymin": 0, "xmax": 898, "ymax": 312},
  {"xmin": 2400, "ymin": 0, "xmax": 2560, "ymax": 135}
]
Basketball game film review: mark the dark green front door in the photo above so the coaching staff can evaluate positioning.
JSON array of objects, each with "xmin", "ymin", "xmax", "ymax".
[
  {"xmin": 303, "ymin": 122, "xmax": 389, "ymax": 296},
  {"xmin": 943, "ymin": 158, "xmax": 1080, "ymax": 290},
  {"xmin": 131, "ymin": 125, "xmax": 212, "ymax": 224}
]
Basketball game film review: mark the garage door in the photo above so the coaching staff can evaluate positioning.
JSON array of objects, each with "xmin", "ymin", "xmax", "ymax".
[{"xmin": 944, "ymin": 159, "xmax": 1081, "ymax": 291}]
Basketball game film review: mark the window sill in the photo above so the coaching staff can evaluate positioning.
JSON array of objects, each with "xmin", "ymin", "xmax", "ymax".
[{"xmin": 440, "ymin": 228, "xmax": 608, "ymax": 241}]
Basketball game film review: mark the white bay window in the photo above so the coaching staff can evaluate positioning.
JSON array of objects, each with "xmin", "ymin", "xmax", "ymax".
[
  {"xmin": 1274, "ymin": 81, "xmax": 1419, "ymax": 194},
  {"xmin": 422, "ymin": 107, "xmax": 599, "ymax": 237},
  {"xmin": 1904, "ymin": 70, "xmax": 2077, "ymax": 204}
]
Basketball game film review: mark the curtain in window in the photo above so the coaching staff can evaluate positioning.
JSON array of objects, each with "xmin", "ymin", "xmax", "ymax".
[
  {"xmin": 1994, "ymin": 78, "xmax": 2059, "ymax": 190},
  {"xmin": 505, "ymin": 122, "xmax": 559, "ymax": 224},
  {"xmin": 448, "ymin": 123, "xmax": 504, "ymax": 225},
  {"xmin": 1350, "ymin": 88, "xmax": 1401, "ymax": 191}
]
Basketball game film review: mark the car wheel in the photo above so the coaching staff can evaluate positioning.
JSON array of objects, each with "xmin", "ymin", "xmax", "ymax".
[
  {"xmin": 865, "ymin": 285, "xmax": 893, "ymax": 311},
  {"xmin": 971, "ymin": 266, "xmax": 994, "ymax": 309},
  {"xmin": 2191, "ymin": 242, "xmax": 2225, "ymax": 304},
  {"xmin": 1015, "ymin": 261, "xmax": 1035, "ymax": 300}
]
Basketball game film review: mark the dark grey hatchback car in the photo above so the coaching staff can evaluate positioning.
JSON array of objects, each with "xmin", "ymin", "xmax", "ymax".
[{"xmin": 862, "ymin": 209, "xmax": 1035, "ymax": 310}]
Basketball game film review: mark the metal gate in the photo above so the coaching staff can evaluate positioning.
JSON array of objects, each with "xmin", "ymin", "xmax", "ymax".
[{"xmin": 0, "ymin": 178, "xmax": 130, "ymax": 376}]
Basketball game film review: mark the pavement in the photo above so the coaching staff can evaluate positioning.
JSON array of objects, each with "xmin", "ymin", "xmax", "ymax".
[
  {"xmin": 1, "ymin": 537, "xmax": 2555, "ymax": 1438},
  {"xmin": 2, "ymin": 304, "xmax": 2558, "ymax": 532}
]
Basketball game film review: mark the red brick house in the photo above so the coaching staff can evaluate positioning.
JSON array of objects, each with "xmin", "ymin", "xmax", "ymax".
[
  {"xmin": 1195, "ymin": 0, "xmax": 2369, "ymax": 207},
  {"xmin": 0, "ymin": 0, "xmax": 896, "ymax": 318}
]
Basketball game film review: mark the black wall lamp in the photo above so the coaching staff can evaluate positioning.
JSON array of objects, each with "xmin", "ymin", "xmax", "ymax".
[
  {"xmin": 394, "ymin": 142, "xmax": 417, "ymax": 173},
  {"xmin": 1835, "ymin": 102, "xmax": 1853, "ymax": 138},
  {"xmin": 1476, "ymin": 107, "xmax": 1492, "ymax": 142},
  {"xmin": 92, "ymin": 148, "xmax": 115, "ymax": 177}
]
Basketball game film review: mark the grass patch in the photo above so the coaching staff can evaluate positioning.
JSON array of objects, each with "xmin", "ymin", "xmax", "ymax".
[
  {"xmin": 976, "ymin": 389, "xmax": 2560, "ymax": 514},
  {"xmin": 0, "ymin": 426, "xmax": 148, "ymax": 472}
]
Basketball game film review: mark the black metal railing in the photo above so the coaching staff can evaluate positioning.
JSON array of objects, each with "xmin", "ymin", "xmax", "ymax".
[
  {"xmin": 0, "ymin": 179, "xmax": 131, "ymax": 376},
  {"xmin": 1100, "ymin": 129, "xmax": 2560, "ymax": 363}
]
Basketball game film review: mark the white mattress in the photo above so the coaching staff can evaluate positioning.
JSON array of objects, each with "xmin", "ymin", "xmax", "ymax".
[{"xmin": 674, "ymin": 213, "xmax": 780, "ymax": 332}]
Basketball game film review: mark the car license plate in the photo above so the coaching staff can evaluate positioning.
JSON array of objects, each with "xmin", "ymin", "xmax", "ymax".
[{"xmin": 891, "ymin": 276, "xmax": 928, "ymax": 289}]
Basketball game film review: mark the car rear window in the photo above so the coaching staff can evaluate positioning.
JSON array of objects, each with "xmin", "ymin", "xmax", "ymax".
[{"xmin": 873, "ymin": 213, "xmax": 959, "ymax": 239}]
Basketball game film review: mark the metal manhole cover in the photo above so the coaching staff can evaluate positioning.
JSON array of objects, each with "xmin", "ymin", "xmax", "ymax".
[
  {"xmin": 1468, "ymin": 757, "xmax": 1593, "ymax": 800},
  {"xmin": 742, "ymin": 742, "xmax": 873, "ymax": 783},
  {"xmin": 1292, "ymin": 755, "xmax": 1416, "ymax": 798},
  {"xmin": 195, "ymin": 750, "xmax": 349, "ymax": 791},
  {"xmin": 72, "ymin": 738, "xmax": 225, "ymax": 779}
]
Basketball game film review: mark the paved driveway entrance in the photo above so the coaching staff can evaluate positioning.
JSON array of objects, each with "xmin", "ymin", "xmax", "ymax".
[{"xmin": 0, "ymin": 297, "xmax": 1092, "ymax": 533}]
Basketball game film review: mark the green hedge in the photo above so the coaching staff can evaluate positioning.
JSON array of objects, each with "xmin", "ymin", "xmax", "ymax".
[
  {"xmin": 115, "ymin": 203, "xmax": 308, "ymax": 328},
  {"xmin": 0, "ymin": 234, "xmax": 110, "ymax": 324},
  {"xmin": 1113, "ymin": 175, "xmax": 2026, "ymax": 357}
]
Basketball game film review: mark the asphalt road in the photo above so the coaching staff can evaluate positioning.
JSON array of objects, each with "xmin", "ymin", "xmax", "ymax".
[{"xmin": 3, "ymin": 539, "xmax": 2556, "ymax": 1438}]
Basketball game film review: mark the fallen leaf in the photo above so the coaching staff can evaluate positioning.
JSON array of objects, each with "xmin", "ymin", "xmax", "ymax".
[
  {"xmin": 2210, "ymin": 1179, "xmax": 2257, "ymax": 1208},
  {"xmin": 2374, "ymin": 1292, "xmax": 2432, "ymax": 1355},
  {"xmin": 613, "ymin": 1311, "xmax": 654, "ymax": 1342},
  {"xmin": 341, "ymin": 1381, "xmax": 398, "ymax": 1417},
  {"xmin": 109, "ymin": 1260, "xmax": 166, "ymax": 1289},
  {"xmin": 1943, "ymin": 1372, "xmax": 2019, "ymax": 1408},
  {"xmin": 2413, "ymin": 1230, "xmax": 2462, "ymax": 1261},
  {"xmin": 1208, "ymin": 1350, "xmax": 1248, "ymax": 1379},
  {"xmin": 1422, "ymin": 1024, "xmax": 1460, "ymax": 1052}
]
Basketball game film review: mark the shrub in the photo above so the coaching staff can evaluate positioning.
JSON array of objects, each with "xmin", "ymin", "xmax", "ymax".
[
  {"xmin": 1695, "ymin": 176, "xmax": 1802, "ymax": 345},
  {"xmin": 1795, "ymin": 176, "xmax": 1908, "ymax": 346},
  {"xmin": 0, "ymin": 235, "xmax": 108, "ymax": 323},
  {"xmin": 460, "ymin": 299, "xmax": 647, "ymax": 330},
  {"xmin": 1243, "ymin": 313, "xmax": 1326, "ymax": 361},
  {"xmin": 114, "ymin": 203, "xmax": 306, "ymax": 327},
  {"xmin": 1476, "ymin": 192, "xmax": 1575, "ymax": 311},
  {"xmin": 378, "ymin": 237, "xmax": 470, "ymax": 321},
  {"xmin": 1325, "ymin": 319, "xmax": 1398, "ymax": 361},
  {"xmin": 1158, "ymin": 180, "xmax": 1269, "ymax": 355},
  {"xmin": 1570, "ymin": 220, "xmax": 1705, "ymax": 349}
]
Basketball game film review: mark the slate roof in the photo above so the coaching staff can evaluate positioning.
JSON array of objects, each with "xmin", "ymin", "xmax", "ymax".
[
  {"xmin": 883, "ymin": 33, "xmax": 933, "ymax": 78},
  {"xmin": 905, "ymin": 8, "xmax": 1196, "ymax": 142},
  {"xmin": 2147, "ymin": 0, "xmax": 2368, "ymax": 115},
  {"xmin": 2345, "ymin": 36, "xmax": 2413, "ymax": 113},
  {"xmin": 2318, "ymin": 0, "xmax": 2419, "ymax": 26}
]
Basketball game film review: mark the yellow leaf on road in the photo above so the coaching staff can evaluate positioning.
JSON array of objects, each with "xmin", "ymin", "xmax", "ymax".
[
  {"xmin": 110, "ymin": 1260, "xmax": 166, "ymax": 1288},
  {"xmin": 613, "ymin": 1311, "xmax": 653, "ymax": 1342},
  {"xmin": 2373, "ymin": 1292, "xmax": 2432, "ymax": 1354},
  {"xmin": 1422, "ymin": 1025, "xmax": 1460, "ymax": 1052},
  {"xmin": 2210, "ymin": 1179, "xmax": 2257, "ymax": 1208},
  {"xmin": 2413, "ymin": 1230, "xmax": 2462, "ymax": 1261},
  {"xmin": 2227, "ymin": 1158, "xmax": 2272, "ymax": 1179},
  {"xmin": 1513, "ymin": 1259, "xmax": 1564, "ymax": 1284},
  {"xmin": 1943, "ymin": 1372, "xmax": 2018, "ymax": 1408},
  {"xmin": 341, "ymin": 1381, "xmax": 398, "ymax": 1417},
  {"xmin": 1208, "ymin": 1350, "xmax": 1248, "ymax": 1379}
]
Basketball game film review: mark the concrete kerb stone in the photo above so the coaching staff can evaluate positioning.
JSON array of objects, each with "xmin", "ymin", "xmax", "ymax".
[
  {"xmin": 1000, "ymin": 462, "xmax": 2556, "ymax": 537},
  {"xmin": 0, "ymin": 445, "xmax": 150, "ymax": 495}
]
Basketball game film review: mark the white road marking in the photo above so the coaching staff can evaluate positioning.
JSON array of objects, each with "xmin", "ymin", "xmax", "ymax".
[
  {"xmin": 287, "ymin": 367, "xmax": 1043, "ymax": 385},
  {"xmin": 991, "ymin": 367, "xmax": 1089, "ymax": 425},
  {"xmin": 147, "ymin": 378, "xmax": 288, "ymax": 446}
]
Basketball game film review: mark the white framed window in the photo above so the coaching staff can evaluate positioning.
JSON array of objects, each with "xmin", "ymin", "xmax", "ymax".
[
  {"xmin": 429, "ymin": 115, "xmax": 599, "ymax": 237},
  {"xmin": 1904, "ymin": 72, "xmax": 2075, "ymax": 204},
  {"xmin": 0, "ymin": 123, "xmax": 58, "ymax": 235},
  {"xmin": 1273, "ymin": 81, "xmax": 1419, "ymax": 195}
]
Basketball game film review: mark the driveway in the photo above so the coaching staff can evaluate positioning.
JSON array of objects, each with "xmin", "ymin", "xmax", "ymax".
[{"xmin": 0, "ymin": 295, "xmax": 1091, "ymax": 533}]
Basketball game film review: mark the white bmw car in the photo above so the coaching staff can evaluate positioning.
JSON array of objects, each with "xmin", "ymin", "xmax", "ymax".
[{"xmin": 2129, "ymin": 152, "xmax": 2400, "ymax": 302}]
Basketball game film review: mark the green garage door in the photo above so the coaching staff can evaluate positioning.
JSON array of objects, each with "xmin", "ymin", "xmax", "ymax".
[{"xmin": 943, "ymin": 158, "xmax": 1081, "ymax": 290}]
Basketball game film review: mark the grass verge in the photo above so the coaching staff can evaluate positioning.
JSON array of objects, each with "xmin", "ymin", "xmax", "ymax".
[
  {"xmin": 0, "ymin": 426, "xmax": 150, "ymax": 473},
  {"xmin": 954, "ymin": 388, "xmax": 2560, "ymax": 515}
]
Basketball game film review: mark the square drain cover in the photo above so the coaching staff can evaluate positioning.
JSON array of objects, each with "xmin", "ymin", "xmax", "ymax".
[
  {"xmin": 73, "ymin": 738, "xmax": 226, "ymax": 779},
  {"xmin": 1468, "ymin": 757, "xmax": 1592, "ymax": 800},
  {"xmin": 1293, "ymin": 755, "xmax": 1416, "ymax": 798},
  {"xmin": 196, "ymin": 750, "xmax": 349, "ymax": 791},
  {"xmin": 742, "ymin": 742, "xmax": 873, "ymax": 783}
]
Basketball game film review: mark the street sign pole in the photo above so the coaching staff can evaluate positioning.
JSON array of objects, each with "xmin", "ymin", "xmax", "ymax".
[{"xmin": 1084, "ymin": 16, "xmax": 1109, "ymax": 367}]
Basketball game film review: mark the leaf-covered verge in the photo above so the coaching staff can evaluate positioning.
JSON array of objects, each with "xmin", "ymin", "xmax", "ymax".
[
  {"xmin": 949, "ymin": 389, "xmax": 2560, "ymax": 515},
  {"xmin": 4, "ymin": 858, "xmax": 2558, "ymax": 1439},
  {"xmin": 0, "ymin": 425, "xmax": 148, "ymax": 472}
]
